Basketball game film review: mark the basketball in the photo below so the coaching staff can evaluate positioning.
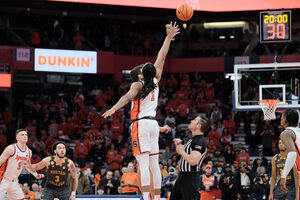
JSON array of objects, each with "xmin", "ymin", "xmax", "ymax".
[{"xmin": 176, "ymin": 3, "xmax": 194, "ymax": 21}]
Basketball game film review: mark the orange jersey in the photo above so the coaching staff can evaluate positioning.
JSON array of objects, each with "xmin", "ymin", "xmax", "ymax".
[{"xmin": 121, "ymin": 172, "xmax": 138, "ymax": 193}]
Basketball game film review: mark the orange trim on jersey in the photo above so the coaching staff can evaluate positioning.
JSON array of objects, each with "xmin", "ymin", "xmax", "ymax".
[
  {"xmin": 151, "ymin": 90, "xmax": 154, "ymax": 101},
  {"xmin": 150, "ymin": 152, "xmax": 161, "ymax": 156},
  {"xmin": 132, "ymin": 121, "xmax": 141, "ymax": 156},
  {"xmin": 131, "ymin": 99, "xmax": 140, "ymax": 120},
  {"xmin": 0, "ymin": 160, "xmax": 9, "ymax": 184}
]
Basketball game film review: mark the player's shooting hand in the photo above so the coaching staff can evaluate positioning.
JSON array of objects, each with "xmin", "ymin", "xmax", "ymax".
[
  {"xmin": 280, "ymin": 177, "xmax": 287, "ymax": 193},
  {"xmin": 36, "ymin": 174, "xmax": 45, "ymax": 179},
  {"xmin": 102, "ymin": 108, "xmax": 115, "ymax": 118},
  {"xmin": 166, "ymin": 21, "xmax": 180, "ymax": 38},
  {"xmin": 160, "ymin": 125, "xmax": 171, "ymax": 133}
]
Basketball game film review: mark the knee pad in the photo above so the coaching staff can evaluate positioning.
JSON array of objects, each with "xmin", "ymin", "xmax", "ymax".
[
  {"xmin": 136, "ymin": 153, "xmax": 150, "ymax": 186},
  {"xmin": 149, "ymin": 154, "xmax": 161, "ymax": 189}
]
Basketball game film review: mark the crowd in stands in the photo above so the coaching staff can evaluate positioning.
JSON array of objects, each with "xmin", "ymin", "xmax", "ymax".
[
  {"xmin": 0, "ymin": 71, "xmax": 287, "ymax": 200},
  {"xmin": 6, "ymin": 13, "xmax": 298, "ymax": 57}
]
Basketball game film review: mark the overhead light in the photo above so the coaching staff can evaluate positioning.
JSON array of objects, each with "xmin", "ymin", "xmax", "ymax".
[
  {"xmin": 230, "ymin": 35, "xmax": 235, "ymax": 39},
  {"xmin": 204, "ymin": 21, "xmax": 246, "ymax": 29},
  {"xmin": 219, "ymin": 36, "xmax": 225, "ymax": 39},
  {"xmin": 183, "ymin": 23, "xmax": 187, "ymax": 29},
  {"xmin": 225, "ymin": 73, "xmax": 242, "ymax": 80}
]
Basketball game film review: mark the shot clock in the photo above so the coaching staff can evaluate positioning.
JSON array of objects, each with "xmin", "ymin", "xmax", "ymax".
[{"xmin": 260, "ymin": 10, "xmax": 291, "ymax": 43}]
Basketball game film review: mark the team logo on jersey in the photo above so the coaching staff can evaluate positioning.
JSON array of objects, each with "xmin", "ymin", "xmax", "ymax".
[
  {"xmin": 63, "ymin": 166, "xmax": 66, "ymax": 170},
  {"xmin": 15, "ymin": 155, "xmax": 28, "ymax": 161},
  {"xmin": 195, "ymin": 145, "xmax": 202, "ymax": 150},
  {"xmin": 50, "ymin": 161, "xmax": 54, "ymax": 165}
]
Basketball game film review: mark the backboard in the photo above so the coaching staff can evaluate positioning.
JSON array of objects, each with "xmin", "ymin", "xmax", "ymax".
[{"xmin": 233, "ymin": 62, "xmax": 300, "ymax": 111}]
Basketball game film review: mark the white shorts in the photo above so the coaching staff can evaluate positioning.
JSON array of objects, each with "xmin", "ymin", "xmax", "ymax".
[
  {"xmin": 0, "ymin": 178, "xmax": 24, "ymax": 200},
  {"xmin": 131, "ymin": 119, "xmax": 159, "ymax": 156}
]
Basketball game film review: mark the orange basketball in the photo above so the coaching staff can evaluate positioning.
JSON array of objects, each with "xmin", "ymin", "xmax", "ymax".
[{"xmin": 176, "ymin": 3, "xmax": 194, "ymax": 21}]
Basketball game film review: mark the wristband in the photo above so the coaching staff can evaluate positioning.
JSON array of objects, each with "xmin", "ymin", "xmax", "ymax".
[
  {"xmin": 71, "ymin": 191, "xmax": 76, "ymax": 196},
  {"xmin": 32, "ymin": 172, "xmax": 38, "ymax": 177}
]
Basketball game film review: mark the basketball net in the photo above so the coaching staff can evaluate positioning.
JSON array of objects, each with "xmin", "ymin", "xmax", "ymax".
[{"xmin": 259, "ymin": 99, "xmax": 281, "ymax": 121}]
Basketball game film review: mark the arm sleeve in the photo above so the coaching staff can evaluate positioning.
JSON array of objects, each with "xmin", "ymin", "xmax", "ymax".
[
  {"xmin": 281, "ymin": 152, "xmax": 297, "ymax": 178},
  {"xmin": 190, "ymin": 137, "xmax": 206, "ymax": 154}
]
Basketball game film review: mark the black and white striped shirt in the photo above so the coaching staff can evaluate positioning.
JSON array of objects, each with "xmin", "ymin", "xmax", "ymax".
[{"xmin": 179, "ymin": 135, "xmax": 207, "ymax": 172}]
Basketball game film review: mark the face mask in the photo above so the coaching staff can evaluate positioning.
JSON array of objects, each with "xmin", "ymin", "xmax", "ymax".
[{"xmin": 80, "ymin": 143, "xmax": 84, "ymax": 146}]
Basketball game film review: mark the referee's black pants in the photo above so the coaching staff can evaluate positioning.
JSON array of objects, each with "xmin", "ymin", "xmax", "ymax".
[{"xmin": 170, "ymin": 172, "xmax": 200, "ymax": 200}]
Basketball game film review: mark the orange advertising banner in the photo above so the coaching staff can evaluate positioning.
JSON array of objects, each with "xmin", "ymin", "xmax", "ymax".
[
  {"xmin": 0, "ymin": 74, "xmax": 11, "ymax": 88},
  {"xmin": 51, "ymin": 0, "xmax": 300, "ymax": 12}
]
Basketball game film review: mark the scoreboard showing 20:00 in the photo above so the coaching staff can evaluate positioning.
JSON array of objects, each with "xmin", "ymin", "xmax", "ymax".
[{"xmin": 260, "ymin": 10, "xmax": 291, "ymax": 43}]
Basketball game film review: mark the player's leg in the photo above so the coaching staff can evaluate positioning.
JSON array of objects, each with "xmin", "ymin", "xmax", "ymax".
[
  {"xmin": 57, "ymin": 188, "xmax": 71, "ymax": 200},
  {"xmin": 149, "ymin": 121, "xmax": 161, "ymax": 200},
  {"xmin": 0, "ymin": 179, "xmax": 9, "ymax": 200},
  {"xmin": 136, "ymin": 153, "xmax": 151, "ymax": 200},
  {"xmin": 134, "ymin": 120, "xmax": 152, "ymax": 200},
  {"xmin": 7, "ymin": 181, "xmax": 24, "ymax": 200},
  {"xmin": 41, "ymin": 187, "xmax": 57, "ymax": 200},
  {"xmin": 137, "ymin": 162, "xmax": 155, "ymax": 199},
  {"xmin": 273, "ymin": 183, "xmax": 287, "ymax": 200}
]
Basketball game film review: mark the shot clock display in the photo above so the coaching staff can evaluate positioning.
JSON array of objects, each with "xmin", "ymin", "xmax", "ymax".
[{"xmin": 260, "ymin": 10, "xmax": 291, "ymax": 43}]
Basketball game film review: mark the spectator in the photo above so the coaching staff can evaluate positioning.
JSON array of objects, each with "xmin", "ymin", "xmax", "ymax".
[
  {"xmin": 94, "ymin": 166, "xmax": 107, "ymax": 187},
  {"xmin": 236, "ymin": 148, "xmax": 250, "ymax": 167},
  {"xmin": 210, "ymin": 106, "xmax": 222, "ymax": 123},
  {"xmin": 31, "ymin": 183, "xmax": 42, "ymax": 199},
  {"xmin": 207, "ymin": 123, "xmax": 221, "ymax": 147},
  {"xmin": 113, "ymin": 170, "xmax": 122, "ymax": 186},
  {"xmin": 67, "ymin": 163, "xmax": 90, "ymax": 195},
  {"xmin": 253, "ymin": 151, "xmax": 269, "ymax": 171},
  {"xmin": 22, "ymin": 183, "xmax": 35, "ymax": 200},
  {"xmin": 234, "ymin": 165, "xmax": 252, "ymax": 200},
  {"xmin": 29, "ymin": 30, "xmax": 40, "ymax": 47},
  {"xmin": 120, "ymin": 162, "xmax": 138, "ymax": 195},
  {"xmin": 161, "ymin": 167, "xmax": 177, "ymax": 198},
  {"xmin": 220, "ymin": 164, "xmax": 235, "ymax": 200},
  {"xmin": 260, "ymin": 121, "xmax": 274, "ymax": 156},
  {"xmin": 200, "ymin": 164, "xmax": 218, "ymax": 200},
  {"xmin": 99, "ymin": 171, "xmax": 118, "ymax": 195},
  {"xmin": 73, "ymin": 31, "xmax": 84, "ymax": 49},
  {"xmin": 97, "ymin": 186, "xmax": 105, "ymax": 195},
  {"xmin": 245, "ymin": 123, "xmax": 259, "ymax": 156},
  {"xmin": 107, "ymin": 149, "xmax": 122, "ymax": 171},
  {"xmin": 75, "ymin": 137, "xmax": 89, "ymax": 167},
  {"xmin": 162, "ymin": 146, "xmax": 173, "ymax": 162}
]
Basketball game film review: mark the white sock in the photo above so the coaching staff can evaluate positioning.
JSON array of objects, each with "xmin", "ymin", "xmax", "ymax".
[
  {"xmin": 143, "ymin": 192, "xmax": 150, "ymax": 200},
  {"xmin": 154, "ymin": 195, "xmax": 160, "ymax": 200}
]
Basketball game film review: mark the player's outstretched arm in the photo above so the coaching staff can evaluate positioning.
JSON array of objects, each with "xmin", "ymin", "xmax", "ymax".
[
  {"xmin": 154, "ymin": 21, "xmax": 180, "ymax": 82},
  {"xmin": 280, "ymin": 130, "xmax": 297, "ymax": 193},
  {"xmin": 102, "ymin": 82, "xmax": 142, "ymax": 118},
  {"xmin": 25, "ymin": 150, "xmax": 45, "ymax": 179},
  {"xmin": 269, "ymin": 156, "xmax": 277, "ymax": 200},
  {"xmin": 0, "ymin": 145, "xmax": 14, "ymax": 166},
  {"xmin": 69, "ymin": 160, "xmax": 78, "ymax": 200},
  {"xmin": 27, "ymin": 157, "xmax": 50, "ymax": 172}
]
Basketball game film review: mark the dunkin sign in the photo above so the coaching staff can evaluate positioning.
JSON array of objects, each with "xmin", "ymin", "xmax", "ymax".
[{"xmin": 34, "ymin": 48, "xmax": 97, "ymax": 74}]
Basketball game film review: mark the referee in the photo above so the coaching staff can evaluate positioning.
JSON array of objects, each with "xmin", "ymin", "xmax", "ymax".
[{"xmin": 170, "ymin": 114, "xmax": 209, "ymax": 200}]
